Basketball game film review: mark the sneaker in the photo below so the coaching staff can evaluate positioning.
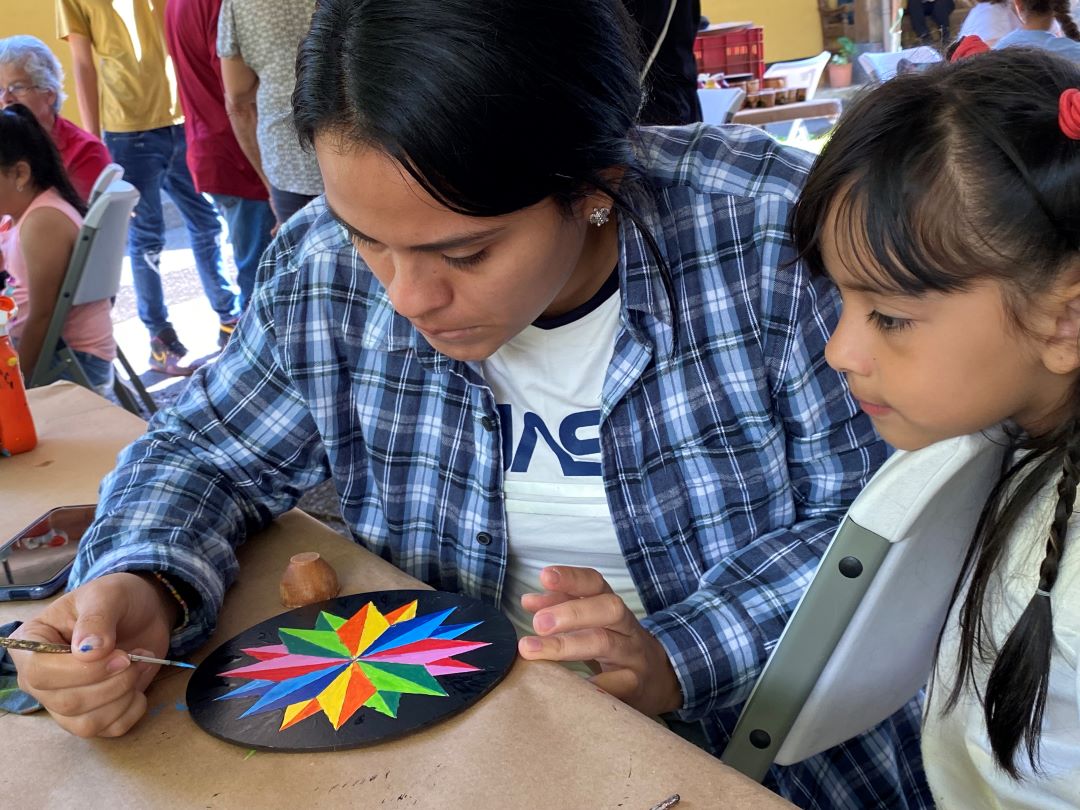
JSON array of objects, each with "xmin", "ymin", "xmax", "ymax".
[
  {"xmin": 218, "ymin": 318, "xmax": 239, "ymax": 350},
  {"xmin": 149, "ymin": 327, "xmax": 196, "ymax": 377}
]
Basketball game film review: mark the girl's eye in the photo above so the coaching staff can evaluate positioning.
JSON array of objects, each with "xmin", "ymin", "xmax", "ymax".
[
  {"xmin": 867, "ymin": 310, "xmax": 913, "ymax": 332},
  {"xmin": 443, "ymin": 248, "xmax": 488, "ymax": 268}
]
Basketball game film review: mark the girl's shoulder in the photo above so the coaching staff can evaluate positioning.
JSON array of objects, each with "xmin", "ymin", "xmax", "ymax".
[
  {"xmin": 17, "ymin": 203, "xmax": 80, "ymax": 250},
  {"xmin": 18, "ymin": 188, "xmax": 83, "ymax": 234}
]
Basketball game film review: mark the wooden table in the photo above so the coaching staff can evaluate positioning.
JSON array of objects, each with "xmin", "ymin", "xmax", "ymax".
[
  {"xmin": 732, "ymin": 98, "xmax": 842, "ymax": 128},
  {"xmin": 0, "ymin": 382, "xmax": 792, "ymax": 810}
]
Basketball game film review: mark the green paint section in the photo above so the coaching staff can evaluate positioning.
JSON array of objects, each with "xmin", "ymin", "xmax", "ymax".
[
  {"xmin": 358, "ymin": 662, "xmax": 447, "ymax": 697},
  {"xmin": 363, "ymin": 691, "xmax": 401, "ymax": 718},
  {"xmin": 315, "ymin": 612, "xmax": 346, "ymax": 632},
  {"xmin": 279, "ymin": 627, "xmax": 352, "ymax": 658}
]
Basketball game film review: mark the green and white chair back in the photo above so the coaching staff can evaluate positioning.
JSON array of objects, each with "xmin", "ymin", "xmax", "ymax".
[{"xmin": 27, "ymin": 178, "xmax": 156, "ymax": 415}]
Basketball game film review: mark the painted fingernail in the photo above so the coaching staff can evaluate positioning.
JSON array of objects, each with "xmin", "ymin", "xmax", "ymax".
[
  {"xmin": 105, "ymin": 652, "xmax": 130, "ymax": 674},
  {"xmin": 521, "ymin": 637, "xmax": 542, "ymax": 653},
  {"xmin": 535, "ymin": 613, "xmax": 556, "ymax": 633},
  {"xmin": 77, "ymin": 635, "xmax": 102, "ymax": 652}
]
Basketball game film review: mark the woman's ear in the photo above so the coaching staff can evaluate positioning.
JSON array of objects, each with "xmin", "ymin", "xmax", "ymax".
[{"xmin": 575, "ymin": 167, "xmax": 626, "ymax": 221}]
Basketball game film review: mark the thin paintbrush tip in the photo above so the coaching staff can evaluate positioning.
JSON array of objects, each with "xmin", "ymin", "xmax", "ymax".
[{"xmin": 127, "ymin": 652, "xmax": 197, "ymax": 669}]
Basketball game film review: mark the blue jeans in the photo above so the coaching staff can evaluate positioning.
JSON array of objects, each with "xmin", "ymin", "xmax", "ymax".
[
  {"xmin": 64, "ymin": 349, "xmax": 113, "ymax": 394},
  {"xmin": 211, "ymin": 194, "xmax": 275, "ymax": 309},
  {"xmin": 269, "ymin": 186, "xmax": 318, "ymax": 226},
  {"xmin": 104, "ymin": 125, "xmax": 239, "ymax": 336}
]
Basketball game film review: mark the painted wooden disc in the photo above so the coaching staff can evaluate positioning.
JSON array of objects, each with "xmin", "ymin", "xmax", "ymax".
[{"xmin": 187, "ymin": 590, "xmax": 517, "ymax": 751}]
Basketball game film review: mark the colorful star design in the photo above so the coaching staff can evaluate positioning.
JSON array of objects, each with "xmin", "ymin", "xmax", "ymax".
[{"xmin": 216, "ymin": 599, "xmax": 489, "ymax": 731}]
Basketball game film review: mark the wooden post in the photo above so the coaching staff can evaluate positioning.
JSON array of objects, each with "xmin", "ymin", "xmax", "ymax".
[{"xmin": 852, "ymin": 0, "xmax": 894, "ymax": 50}]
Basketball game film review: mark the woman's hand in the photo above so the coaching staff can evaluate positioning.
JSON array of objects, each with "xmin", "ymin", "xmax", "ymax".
[
  {"xmin": 10, "ymin": 572, "xmax": 176, "ymax": 737},
  {"xmin": 517, "ymin": 565, "xmax": 683, "ymax": 717}
]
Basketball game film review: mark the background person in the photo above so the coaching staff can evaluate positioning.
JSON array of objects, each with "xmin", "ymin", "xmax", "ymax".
[
  {"xmin": 0, "ymin": 35, "xmax": 110, "ymax": 203},
  {"xmin": 995, "ymin": 0, "xmax": 1080, "ymax": 61},
  {"xmin": 0, "ymin": 104, "xmax": 115, "ymax": 392},
  {"xmin": 164, "ymin": 0, "xmax": 276, "ymax": 312},
  {"xmin": 56, "ymin": 0, "xmax": 240, "ymax": 375},
  {"xmin": 217, "ymin": 0, "xmax": 323, "ymax": 226}
]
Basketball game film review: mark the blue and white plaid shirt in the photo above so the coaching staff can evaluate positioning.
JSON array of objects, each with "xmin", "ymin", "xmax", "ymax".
[{"xmin": 73, "ymin": 125, "xmax": 930, "ymax": 808}]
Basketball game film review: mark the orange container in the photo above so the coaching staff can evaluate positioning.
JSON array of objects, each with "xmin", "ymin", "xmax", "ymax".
[{"xmin": 0, "ymin": 296, "xmax": 37, "ymax": 456}]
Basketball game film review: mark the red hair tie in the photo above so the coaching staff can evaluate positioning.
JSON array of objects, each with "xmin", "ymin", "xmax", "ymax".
[
  {"xmin": 950, "ymin": 35, "xmax": 990, "ymax": 62},
  {"xmin": 1060, "ymin": 89, "xmax": 1080, "ymax": 141}
]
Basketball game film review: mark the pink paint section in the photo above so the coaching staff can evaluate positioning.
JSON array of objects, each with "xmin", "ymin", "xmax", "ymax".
[
  {"xmin": 360, "ymin": 639, "xmax": 490, "ymax": 665},
  {"xmin": 427, "ymin": 659, "xmax": 481, "ymax": 676},
  {"xmin": 222, "ymin": 653, "xmax": 350, "ymax": 682}
]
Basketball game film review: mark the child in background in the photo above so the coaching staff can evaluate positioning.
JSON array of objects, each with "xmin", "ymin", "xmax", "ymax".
[
  {"xmin": 995, "ymin": 0, "xmax": 1080, "ymax": 62},
  {"xmin": 0, "ymin": 104, "xmax": 115, "ymax": 391},
  {"xmin": 793, "ymin": 49, "xmax": 1080, "ymax": 805}
]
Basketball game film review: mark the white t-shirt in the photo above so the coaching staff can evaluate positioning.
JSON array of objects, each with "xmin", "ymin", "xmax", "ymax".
[
  {"xmin": 959, "ymin": 2, "xmax": 1023, "ymax": 44},
  {"xmin": 480, "ymin": 279, "xmax": 647, "ymax": 639},
  {"xmin": 922, "ymin": 479, "xmax": 1080, "ymax": 809}
]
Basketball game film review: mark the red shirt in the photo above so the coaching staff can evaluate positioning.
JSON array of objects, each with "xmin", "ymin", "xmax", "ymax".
[
  {"xmin": 163, "ymin": 0, "xmax": 267, "ymax": 200},
  {"xmin": 51, "ymin": 116, "xmax": 112, "ymax": 203}
]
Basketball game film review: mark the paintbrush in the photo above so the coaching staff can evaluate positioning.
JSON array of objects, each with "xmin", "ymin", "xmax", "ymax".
[{"xmin": 0, "ymin": 636, "xmax": 196, "ymax": 669}]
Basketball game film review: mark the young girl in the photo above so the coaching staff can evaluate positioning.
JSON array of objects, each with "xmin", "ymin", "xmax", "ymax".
[
  {"xmin": 794, "ymin": 49, "xmax": 1080, "ymax": 804},
  {"xmin": 0, "ymin": 104, "xmax": 116, "ymax": 391},
  {"xmin": 995, "ymin": 0, "xmax": 1080, "ymax": 62}
]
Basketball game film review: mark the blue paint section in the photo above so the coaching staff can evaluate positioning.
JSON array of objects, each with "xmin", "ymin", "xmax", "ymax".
[
  {"xmin": 429, "ymin": 621, "xmax": 482, "ymax": 640},
  {"xmin": 362, "ymin": 608, "xmax": 456, "ymax": 655},
  {"xmin": 238, "ymin": 664, "xmax": 349, "ymax": 718},
  {"xmin": 215, "ymin": 678, "xmax": 275, "ymax": 702}
]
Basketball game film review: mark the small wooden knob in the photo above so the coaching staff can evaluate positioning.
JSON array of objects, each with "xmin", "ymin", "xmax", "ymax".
[{"xmin": 279, "ymin": 552, "xmax": 340, "ymax": 608}]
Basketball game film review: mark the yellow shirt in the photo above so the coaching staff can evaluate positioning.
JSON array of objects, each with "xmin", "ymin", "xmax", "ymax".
[{"xmin": 55, "ymin": 0, "xmax": 182, "ymax": 133}]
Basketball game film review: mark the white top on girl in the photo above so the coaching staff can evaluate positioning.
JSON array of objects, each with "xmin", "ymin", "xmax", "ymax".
[{"xmin": 922, "ymin": 483, "xmax": 1080, "ymax": 809}]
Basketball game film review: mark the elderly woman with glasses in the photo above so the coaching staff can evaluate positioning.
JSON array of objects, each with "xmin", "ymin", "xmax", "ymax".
[{"xmin": 0, "ymin": 35, "xmax": 110, "ymax": 202}]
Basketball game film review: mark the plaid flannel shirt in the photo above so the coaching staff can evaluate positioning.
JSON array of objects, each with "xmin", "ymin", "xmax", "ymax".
[{"xmin": 72, "ymin": 125, "xmax": 931, "ymax": 808}]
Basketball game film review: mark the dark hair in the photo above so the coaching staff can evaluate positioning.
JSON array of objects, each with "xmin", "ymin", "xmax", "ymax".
[
  {"xmin": 792, "ymin": 49, "xmax": 1080, "ymax": 777},
  {"xmin": 1014, "ymin": 0, "xmax": 1080, "ymax": 40},
  {"xmin": 0, "ymin": 104, "xmax": 86, "ymax": 216},
  {"xmin": 293, "ymin": 0, "xmax": 644, "ymax": 218}
]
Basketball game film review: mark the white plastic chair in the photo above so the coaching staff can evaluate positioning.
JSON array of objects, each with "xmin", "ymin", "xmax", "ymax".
[
  {"xmin": 28, "ymin": 179, "xmax": 156, "ymax": 415},
  {"xmin": 762, "ymin": 51, "xmax": 832, "ymax": 100},
  {"xmin": 86, "ymin": 163, "xmax": 124, "ymax": 207},
  {"xmin": 858, "ymin": 46, "xmax": 942, "ymax": 83},
  {"xmin": 721, "ymin": 432, "xmax": 1006, "ymax": 781},
  {"xmin": 697, "ymin": 88, "xmax": 746, "ymax": 124}
]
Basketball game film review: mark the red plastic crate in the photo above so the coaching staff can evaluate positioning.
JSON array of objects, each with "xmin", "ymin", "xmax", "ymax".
[{"xmin": 693, "ymin": 26, "xmax": 765, "ymax": 79}]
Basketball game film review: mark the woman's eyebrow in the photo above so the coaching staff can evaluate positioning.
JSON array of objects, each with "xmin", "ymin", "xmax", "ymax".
[{"xmin": 326, "ymin": 203, "xmax": 502, "ymax": 252}]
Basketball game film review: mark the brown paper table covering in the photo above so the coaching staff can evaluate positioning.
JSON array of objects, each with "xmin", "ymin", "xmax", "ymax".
[{"xmin": 0, "ymin": 382, "xmax": 792, "ymax": 809}]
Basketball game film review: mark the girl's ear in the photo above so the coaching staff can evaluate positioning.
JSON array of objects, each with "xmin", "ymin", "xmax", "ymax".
[
  {"xmin": 13, "ymin": 160, "xmax": 32, "ymax": 190},
  {"xmin": 1042, "ymin": 267, "xmax": 1080, "ymax": 375}
]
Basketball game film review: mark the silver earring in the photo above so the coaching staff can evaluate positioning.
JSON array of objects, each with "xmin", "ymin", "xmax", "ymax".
[
  {"xmin": 15, "ymin": 185, "xmax": 24, "ymax": 193},
  {"xmin": 588, "ymin": 206, "xmax": 610, "ymax": 227}
]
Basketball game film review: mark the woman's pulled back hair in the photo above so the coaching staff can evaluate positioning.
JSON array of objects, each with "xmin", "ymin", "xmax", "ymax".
[
  {"xmin": 0, "ymin": 104, "xmax": 86, "ymax": 216},
  {"xmin": 293, "ymin": 0, "xmax": 643, "ymax": 218},
  {"xmin": 1015, "ymin": 0, "xmax": 1080, "ymax": 40},
  {"xmin": 793, "ymin": 49, "xmax": 1080, "ymax": 778}
]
